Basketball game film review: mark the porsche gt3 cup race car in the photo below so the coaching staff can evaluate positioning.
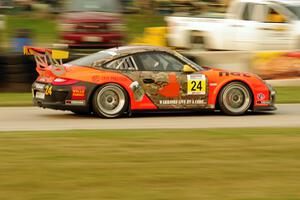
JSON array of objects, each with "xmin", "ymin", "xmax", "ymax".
[{"xmin": 24, "ymin": 45, "xmax": 276, "ymax": 118}]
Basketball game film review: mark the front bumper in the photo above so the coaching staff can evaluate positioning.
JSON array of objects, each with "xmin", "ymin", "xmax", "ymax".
[
  {"xmin": 253, "ymin": 105, "xmax": 277, "ymax": 112},
  {"xmin": 254, "ymin": 87, "xmax": 276, "ymax": 112},
  {"xmin": 32, "ymin": 81, "xmax": 96, "ymax": 112}
]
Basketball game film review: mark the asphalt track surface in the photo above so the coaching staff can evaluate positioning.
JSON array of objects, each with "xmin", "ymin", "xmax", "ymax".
[{"xmin": 0, "ymin": 104, "xmax": 299, "ymax": 131}]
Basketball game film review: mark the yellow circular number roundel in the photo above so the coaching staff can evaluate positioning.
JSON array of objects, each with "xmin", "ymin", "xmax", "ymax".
[{"xmin": 187, "ymin": 74, "xmax": 206, "ymax": 95}]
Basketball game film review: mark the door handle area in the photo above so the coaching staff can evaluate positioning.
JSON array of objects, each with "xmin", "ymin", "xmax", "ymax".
[
  {"xmin": 230, "ymin": 24, "xmax": 244, "ymax": 28},
  {"xmin": 143, "ymin": 78, "xmax": 155, "ymax": 84},
  {"xmin": 257, "ymin": 27, "xmax": 273, "ymax": 30},
  {"xmin": 257, "ymin": 27, "xmax": 287, "ymax": 31}
]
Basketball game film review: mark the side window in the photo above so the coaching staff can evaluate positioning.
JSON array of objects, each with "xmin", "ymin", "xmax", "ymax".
[
  {"xmin": 136, "ymin": 52, "xmax": 184, "ymax": 72},
  {"xmin": 265, "ymin": 7, "xmax": 287, "ymax": 23},
  {"xmin": 242, "ymin": 3, "xmax": 254, "ymax": 21},
  {"xmin": 252, "ymin": 4, "xmax": 268, "ymax": 22},
  {"xmin": 229, "ymin": 2, "xmax": 242, "ymax": 19},
  {"xmin": 104, "ymin": 56, "xmax": 138, "ymax": 71}
]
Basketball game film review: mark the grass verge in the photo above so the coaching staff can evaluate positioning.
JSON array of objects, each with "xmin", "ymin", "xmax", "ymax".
[
  {"xmin": 273, "ymin": 86, "xmax": 300, "ymax": 104},
  {"xmin": 0, "ymin": 86, "xmax": 299, "ymax": 107},
  {"xmin": 1, "ymin": 13, "xmax": 165, "ymax": 48},
  {"xmin": 3, "ymin": 15, "xmax": 58, "ymax": 46},
  {"xmin": 0, "ymin": 128, "xmax": 300, "ymax": 200},
  {"xmin": 0, "ymin": 92, "xmax": 32, "ymax": 106},
  {"xmin": 124, "ymin": 13, "xmax": 166, "ymax": 42}
]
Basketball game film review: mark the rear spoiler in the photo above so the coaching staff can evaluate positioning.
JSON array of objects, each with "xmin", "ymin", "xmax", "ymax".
[{"xmin": 23, "ymin": 46, "xmax": 69, "ymax": 75}]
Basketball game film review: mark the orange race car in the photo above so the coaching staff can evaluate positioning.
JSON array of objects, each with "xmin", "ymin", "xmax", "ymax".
[{"xmin": 24, "ymin": 45, "xmax": 276, "ymax": 118}]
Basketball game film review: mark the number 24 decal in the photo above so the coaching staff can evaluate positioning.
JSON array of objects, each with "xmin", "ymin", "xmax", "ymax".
[
  {"xmin": 187, "ymin": 74, "xmax": 206, "ymax": 95},
  {"xmin": 191, "ymin": 81, "xmax": 202, "ymax": 91},
  {"xmin": 45, "ymin": 85, "xmax": 52, "ymax": 96}
]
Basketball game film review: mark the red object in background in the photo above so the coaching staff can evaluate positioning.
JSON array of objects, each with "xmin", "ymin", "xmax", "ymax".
[
  {"xmin": 59, "ymin": 2, "xmax": 124, "ymax": 48},
  {"xmin": 285, "ymin": 52, "xmax": 300, "ymax": 58}
]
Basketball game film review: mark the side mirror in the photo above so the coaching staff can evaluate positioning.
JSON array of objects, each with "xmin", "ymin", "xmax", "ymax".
[{"xmin": 182, "ymin": 65, "xmax": 196, "ymax": 73}]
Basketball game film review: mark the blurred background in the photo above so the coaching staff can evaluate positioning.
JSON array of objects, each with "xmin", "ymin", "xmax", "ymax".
[
  {"xmin": 0, "ymin": 0, "xmax": 299, "ymax": 93},
  {"xmin": 0, "ymin": 2, "xmax": 300, "ymax": 199}
]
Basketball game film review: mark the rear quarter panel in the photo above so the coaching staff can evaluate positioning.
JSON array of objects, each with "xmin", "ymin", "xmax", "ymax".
[{"xmin": 59, "ymin": 66, "xmax": 157, "ymax": 110}]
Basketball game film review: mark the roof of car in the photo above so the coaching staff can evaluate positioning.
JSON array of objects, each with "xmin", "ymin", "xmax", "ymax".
[
  {"xmin": 101, "ymin": 45, "xmax": 173, "ymax": 56},
  {"xmin": 68, "ymin": 45, "xmax": 177, "ymax": 67},
  {"xmin": 239, "ymin": 0, "xmax": 300, "ymax": 5}
]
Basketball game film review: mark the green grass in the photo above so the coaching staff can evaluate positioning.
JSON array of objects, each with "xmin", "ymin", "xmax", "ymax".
[
  {"xmin": 274, "ymin": 86, "xmax": 300, "ymax": 104},
  {"xmin": 124, "ymin": 14, "xmax": 166, "ymax": 42},
  {"xmin": 0, "ymin": 93, "xmax": 32, "ymax": 106},
  {"xmin": 0, "ymin": 128, "xmax": 300, "ymax": 200},
  {"xmin": 3, "ymin": 15, "xmax": 58, "ymax": 46},
  {"xmin": 0, "ymin": 86, "xmax": 299, "ymax": 107},
  {"xmin": 1, "ymin": 13, "xmax": 165, "ymax": 47}
]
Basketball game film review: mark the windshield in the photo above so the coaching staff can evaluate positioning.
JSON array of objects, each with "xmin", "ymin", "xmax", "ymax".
[
  {"xmin": 286, "ymin": 5, "xmax": 300, "ymax": 19},
  {"xmin": 66, "ymin": 0, "xmax": 121, "ymax": 13},
  {"xmin": 175, "ymin": 52, "xmax": 203, "ymax": 71}
]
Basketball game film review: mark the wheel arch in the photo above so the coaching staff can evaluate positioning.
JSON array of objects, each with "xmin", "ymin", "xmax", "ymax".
[
  {"xmin": 214, "ymin": 80, "xmax": 254, "ymax": 110},
  {"xmin": 88, "ymin": 82, "xmax": 131, "ymax": 114}
]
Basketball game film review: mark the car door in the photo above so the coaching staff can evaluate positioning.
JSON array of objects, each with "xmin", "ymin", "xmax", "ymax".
[
  {"xmin": 255, "ymin": 4, "xmax": 294, "ymax": 50},
  {"xmin": 230, "ymin": 2, "xmax": 258, "ymax": 50},
  {"xmin": 133, "ymin": 51, "xmax": 208, "ymax": 109}
]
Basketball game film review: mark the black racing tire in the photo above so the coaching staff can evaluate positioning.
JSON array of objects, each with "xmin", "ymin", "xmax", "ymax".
[
  {"xmin": 218, "ymin": 82, "xmax": 252, "ymax": 116},
  {"xmin": 92, "ymin": 83, "xmax": 129, "ymax": 118}
]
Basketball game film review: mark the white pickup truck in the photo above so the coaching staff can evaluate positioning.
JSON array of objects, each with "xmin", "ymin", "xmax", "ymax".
[{"xmin": 166, "ymin": 0, "xmax": 300, "ymax": 50}]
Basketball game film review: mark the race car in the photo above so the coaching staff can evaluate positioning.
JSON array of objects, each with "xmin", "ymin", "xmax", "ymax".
[{"xmin": 24, "ymin": 45, "xmax": 276, "ymax": 118}]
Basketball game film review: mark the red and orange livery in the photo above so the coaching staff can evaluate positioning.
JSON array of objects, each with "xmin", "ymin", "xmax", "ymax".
[{"xmin": 24, "ymin": 45, "xmax": 276, "ymax": 118}]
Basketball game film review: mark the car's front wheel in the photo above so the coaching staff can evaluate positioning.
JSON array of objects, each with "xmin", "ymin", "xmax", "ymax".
[
  {"xmin": 218, "ymin": 82, "xmax": 252, "ymax": 115},
  {"xmin": 93, "ymin": 84, "xmax": 129, "ymax": 118}
]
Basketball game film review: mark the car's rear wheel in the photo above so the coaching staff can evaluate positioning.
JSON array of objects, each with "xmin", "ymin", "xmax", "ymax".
[
  {"xmin": 218, "ymin": 82, "xmax": 252, "ymax": 115},
  {"xmin": 93, "ymin": 84, "xmax": 128, "ymax": 118}
]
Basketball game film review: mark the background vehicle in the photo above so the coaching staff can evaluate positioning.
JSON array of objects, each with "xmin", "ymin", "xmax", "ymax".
[
  {"xmin": 25, "ymin": 45, "xmax": 276, "ymax": 118},
  {"xmin": 59, "ymin": 0, "xmax": 124, "ymax": 48},
  {"xmin": 166, "ymin": 0, "xmax": 300, "ymax": 50}
]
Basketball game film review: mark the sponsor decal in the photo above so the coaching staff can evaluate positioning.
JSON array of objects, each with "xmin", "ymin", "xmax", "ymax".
[
  {"xmin": 159, "ymin": 99, "xmax": 205, "ymax": 105},
  {"xmin": 130, "ymin": 81, "xmax": 145, "ymax": 102},
  {"xmin": 72, "ymin": 86, "xmax": 86, "ymax": 100},
  {"xmin": 91, "ymin": 75, "xmax": 128, "ymax": 83},
  {"xmin": 91, "ymin": 75, "xmax": 102, "ymax": 83},
  {"xmin": 187, "ymin": 74, "xmax": 206, "ymax": 95},
  {"xmin": 257, "ymin": 93, "xmax": 265, "ymax": 100},
  {"xmin": 65, "ymin": 100, "xmax": 86, "ymax": 105},
  {"xmin": 35, "ymin": 83, "xmax": 45, "ymax": 90},
  {"xmin": 45, "ymin": 85, "xmax": 52, "ymax": 96},
  {"xmin": 219, "ymin": 72, "xmax": 252, "ymax": 77}
]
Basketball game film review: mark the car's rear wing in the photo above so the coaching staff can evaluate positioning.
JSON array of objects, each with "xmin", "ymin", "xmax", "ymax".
[{"xmin": 23, "ymin": 46, "xmax": 69, "ymax": 75}]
